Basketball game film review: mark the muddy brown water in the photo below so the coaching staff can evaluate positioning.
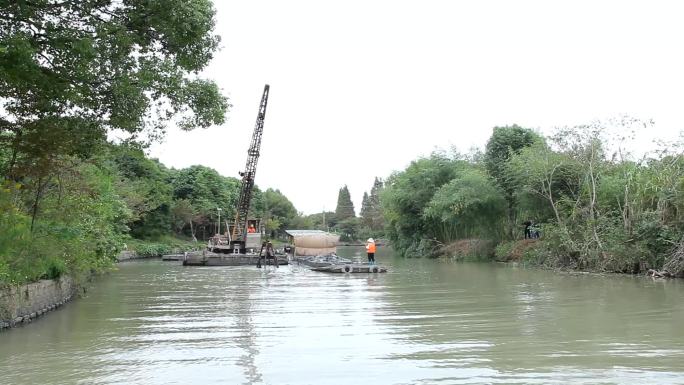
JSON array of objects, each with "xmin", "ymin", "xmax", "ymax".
[{"xmin": 1, "ymin": 246, "xmax": 684, "ymax": 384}]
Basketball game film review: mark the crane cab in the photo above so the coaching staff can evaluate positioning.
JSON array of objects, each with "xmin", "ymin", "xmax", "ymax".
[{"xmin": 208, "ymin": 218, "xmax": 263, "ymax": 254}]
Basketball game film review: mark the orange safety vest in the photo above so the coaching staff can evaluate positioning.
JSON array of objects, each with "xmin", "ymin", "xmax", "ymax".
[{"xmin": 366, "ymin": 242, "xmax": 376, "ymax": 253}]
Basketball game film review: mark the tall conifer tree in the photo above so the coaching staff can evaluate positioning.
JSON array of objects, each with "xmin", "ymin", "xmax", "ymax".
[
  {"xmin": 335, "ymin": 185, "xmax": 355, "ymax": 220},
  {"xmin": 369, "ymin": 177, "xmax": 385, "ymax": 230},
  {"xmin": 360, "ymin": 192, "xmax": 371, "ymax": 227}
]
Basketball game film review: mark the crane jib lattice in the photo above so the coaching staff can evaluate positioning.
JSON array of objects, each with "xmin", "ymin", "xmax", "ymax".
[{"xmin": 232, "ymin": 84, "xmax": 270, "ymax": 244}]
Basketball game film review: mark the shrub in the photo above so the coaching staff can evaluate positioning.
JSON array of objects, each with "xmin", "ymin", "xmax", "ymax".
[
  {"xmin": 441, "ymin": 239, "xmax": 495, "ymax": 261},
  {"xmin": 494, "ymin": 241, "xmax": 515, "ymax": 261},
  {"xmin": 41, "ymin": 257, "xmax": 67, "ymax": 280}
]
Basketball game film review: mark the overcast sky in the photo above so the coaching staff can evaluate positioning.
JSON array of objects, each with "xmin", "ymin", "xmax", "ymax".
[{"xmin": 149, "ymin": 0, "xmax": 684, "ymax": 215}]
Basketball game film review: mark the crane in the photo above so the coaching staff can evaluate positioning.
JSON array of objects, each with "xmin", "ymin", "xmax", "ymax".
[{"xmin": 230, "ymin": 84, "xmax": 270, "ymax": 253}]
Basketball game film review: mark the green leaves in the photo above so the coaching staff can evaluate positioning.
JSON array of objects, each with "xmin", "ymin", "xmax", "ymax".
[
  {"xmin": 423, "ymin": 168, "xmax": 506, "ymax": 241},
  {"xmin": 483, "ymin": 125, "xmax": 543, "ymax": 238},
  {"xmin": 335, "ymin": 185, "xmax": 355, "ymax": 220},
  {"xmin": 177, "ymin": 79, "xmax": 229, "ymax": 131},
  {"xmin": 382, "ymin": 154, "xmax": 467, "ymax": 253},
  {"xmin": 1, "ymin": 0, "xmax": 229, "ymax": 183}
]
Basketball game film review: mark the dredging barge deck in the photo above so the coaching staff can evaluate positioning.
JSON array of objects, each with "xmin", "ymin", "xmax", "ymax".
[
  {"xmin": 182, "ymin": 226, "xmax": 287, "ymax": 267},
  {"xmin": 182, "ymin": 250, "xmax": 288, "ymax": 266}
]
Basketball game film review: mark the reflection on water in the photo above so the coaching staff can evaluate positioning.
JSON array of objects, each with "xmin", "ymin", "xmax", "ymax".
[{"xmin": 1, "ymin": 247, "xmax": 684, "ymax": 384}]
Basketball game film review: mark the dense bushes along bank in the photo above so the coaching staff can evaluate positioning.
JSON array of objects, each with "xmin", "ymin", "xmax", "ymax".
[
  {"xmin": 0, "ymin": 143, "xmax": 309, "ymax": 286},
  {"xmin": 382, "ymin": 121, "xmax": 684, "ymax": 276}
]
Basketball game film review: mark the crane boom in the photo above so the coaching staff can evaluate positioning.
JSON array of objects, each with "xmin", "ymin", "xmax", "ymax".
[{"xmin": 231, "ymin": 84, "xmax": 270, "ymax": 248}]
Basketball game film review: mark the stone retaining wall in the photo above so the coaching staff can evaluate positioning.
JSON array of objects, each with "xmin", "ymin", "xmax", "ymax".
[
  {"xmin": 116, "ymin": 250, "xmax": 139, "ymax": 261},
  {"xmin": 0, "ymin": 276, "xmax": 77, "ymax": 331},
  {"xmin": 1, "ymin": 251, "xmax": 165, "ymax": 331}
]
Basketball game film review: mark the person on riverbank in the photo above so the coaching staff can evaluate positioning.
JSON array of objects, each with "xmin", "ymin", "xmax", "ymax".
[
  {"xmin": 529, "ymin": 222, "xmax": 541, "ymax": 239},
  {"xmin": 366, "ymin": 238, "xmax": 376, "ymax": 265},
  {"xmin": 523, "ymin": 220, "xmax": 532, "ymax": 239}
]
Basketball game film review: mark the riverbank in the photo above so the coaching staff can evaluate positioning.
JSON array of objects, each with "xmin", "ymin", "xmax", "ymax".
[
  {"xmin": 0, "ymin": 238, "xmax": 198, "ymax": 331},
  {"xmin": 437, "ymin": 238, "xmax": 684, "ymax": 278},
  {"xmin": 0, "ymin": 276, "xmax": 78, "ymax": 330},
  {"xmin": 0, "ymin": 253, "xmax": 146, "ymax": 331}
]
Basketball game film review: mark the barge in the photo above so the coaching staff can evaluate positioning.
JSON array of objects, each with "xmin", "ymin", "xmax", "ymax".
[
  {"xmin": 182, "ymin": 250, "xmax": 288, "ymax": 266},
  {"xmin": 311, "ymin": 264, "xmax": 387, "ymax": 273}
]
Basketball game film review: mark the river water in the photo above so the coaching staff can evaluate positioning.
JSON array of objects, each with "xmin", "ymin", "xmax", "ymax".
[{"xmin": 2, "ymin": 247, "xmax": 684, "ymax": 385}]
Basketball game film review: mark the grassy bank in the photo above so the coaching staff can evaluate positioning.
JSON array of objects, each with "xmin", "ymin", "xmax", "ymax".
[
  {"xmin": 127, "ymin": 236, "xmax": 200, "ymax": 258},
  {"xmin": 435, "ymin": 236, "xmax": 684, "ymax": 278}
]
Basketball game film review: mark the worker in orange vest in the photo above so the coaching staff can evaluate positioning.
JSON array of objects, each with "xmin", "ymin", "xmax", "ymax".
[
  {"xmin": 247, "ymin": 224, "xmax": 256, "ymax": 233},
  {"xmin": 365, "ymin": 238, "xmax": 376, "ymax": 265}
]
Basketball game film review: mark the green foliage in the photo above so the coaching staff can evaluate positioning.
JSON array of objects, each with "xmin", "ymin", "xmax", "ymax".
[
  {"xmin": 0, "ymin": 0, "xmax": 227, "ymax": 130},
  {"xmin": 336, "ymin": 217, "xmax": 361, "ymax": 242},
  {"xmin": 484, "ymin": 125, "xmax": 542, "ymax": 237},
  {"xmin": 0, "ymin": 1, "xmax": 314, "ymax": 285},
  {"xmin": 130, "ymin": 242, "xmax": 171, "ymax": 258},
  {"xmin": 507, "ymin": 121, "xmax": 684, "ymax": 273},
  {"xmin": 335, "ymin": 185, "xmax": 355, "ymax": 220},
  {"xmin": 424, "ymin": 168, "xmax": 506, "ymax": 241},
  {"xmin": 171, "ymin": 199, "xmax": 195, "ymax": 234},
  {"xmin": 360, "ymin": 192, "xmax": 371, "ymax": 226},
  {"xmin": 128, "ymin": 237, "xmax": 196, "ymax": 258},
  {"xmin": 0, "ymin": 0, "xmax": 229, "ymax": 188},
  {"xmin": 360, "ymin": 177, "xmax": 385, "ymax": 236},
  {"xmin": 383, "ymin": 120, "xmax": 684, "ymax": 274},
  {"xmin": 494, "ymin": 241, "xmax": 516, "ymax": 261},
  {"xmin": 287, "ymin": 215, "xmax": 314, "ymax": 230},
  {"xmin": 484, "ymin": 125, "xmax": 542, "ymax": 195},
  {"xmin": 170, "ymin": 165, "xmax": 240, "ymax": 238},
  {"xmin": 382, "ymin": 153, "xmax": 468, "ymax": 254},
  {"xmin": 305, "ymin": 211, "xmax": 336, "ymax": 231},
  {"xmin": 0, "ymin": 157, "xmax": 129, "ymax": 285},
  {"xmin": 106, "ymin": 145, "xmax": 173, "ymax": 238},
  {"xmin": 128, "ymin": 240, "xmax": 188, "ymax": 257},
  {"xmin": 261, "ymin": 188, "xmax": 298, "ymax": 237}
]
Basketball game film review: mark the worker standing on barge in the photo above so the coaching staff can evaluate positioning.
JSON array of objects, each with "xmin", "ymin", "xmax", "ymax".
[{"xmin": 366, "ymin": 238, "xmax": 376, "ymax": 265}]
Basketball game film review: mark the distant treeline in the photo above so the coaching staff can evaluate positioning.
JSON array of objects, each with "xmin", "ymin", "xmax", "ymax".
[
  {"xmin": 0, "ymin": 142, "xmax": 310, "ymax": 284},
  {"xmin": 382, "ymin": 121, "xmax": 684, "ymax": 274}
]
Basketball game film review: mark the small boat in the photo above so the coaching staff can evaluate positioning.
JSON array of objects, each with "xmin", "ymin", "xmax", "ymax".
[
  {"xmin": 311, "ymin": 264, "xmax": 387, "ymax": 273},
  {"xmin": 294, "ymin": 254, "xmax": 352, "ymax": 268}
]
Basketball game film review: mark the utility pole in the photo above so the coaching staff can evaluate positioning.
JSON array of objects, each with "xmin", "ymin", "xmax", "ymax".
[
  {"xmin": 322, "ymin": 207, "xmax": 326, "ymax": 232},
  {"xmin": 217, "ymin": 207, "xmax": 222, "ymax": 236}
]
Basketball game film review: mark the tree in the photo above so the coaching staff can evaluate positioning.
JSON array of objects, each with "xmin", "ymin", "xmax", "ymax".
[
  {"xmin": 1, "ymin": 0, "xmax": 229, "ymax": 181},
  {"xmin": 360, "ymin": 177, "xmax": 385, "ymax": 234},
  {"xmin": 484, "ymin": 125, "xmax": 541, "ymax": 238},
  {"xmin": 508, "ymin": 140, "xmax": 574, "ymax": 227},
  {"xmin": 171, "ymin": 199, "xmax": 197, "ymax": 241},
  {"xmin": 287, "ymin": 213, "xmax": 314, "ymax": 230},
  {"xmin": 264, "ymin": 218, "xmax": 281, "ymax": 238},
  {"xmin": 335, "ymin": 185, "xmax": 355, "ymax": 220},
  {"xmin": 382, "ymin": 154, "xmax": 464, "ymax": 253},
  {"xmin": 368, "ymin": 177, "xmax": 385, "ymax": 231},
  {"xmin": 170, "ymin": 165, "xmax": 240, "ymax": 240},
  {"xmin": 262, "ymin": 188, "xmax": 297, "ymax": 237},
  {"xmin": 360, "ymin": 192, "xmax": 371, "ymax": 227},
  {"xmin": 336, "ymin": 217, "xmax": 360, "ymax": 242},
  {"xmin": 423, "ymin": 168, "xmax": 507, "ymax": 241},
  {"xmin": 109, "ymin": 145, "xmax": 172, "ymax": 222},
  {"xmin": 306, "ymin": 211, "xmax": 336, "ymax": 230}
]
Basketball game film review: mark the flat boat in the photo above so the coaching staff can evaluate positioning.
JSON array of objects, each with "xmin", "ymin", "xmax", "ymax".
[{"xmin": 311, "ymin": 264, "xmax": 387, "ymax": 273}]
